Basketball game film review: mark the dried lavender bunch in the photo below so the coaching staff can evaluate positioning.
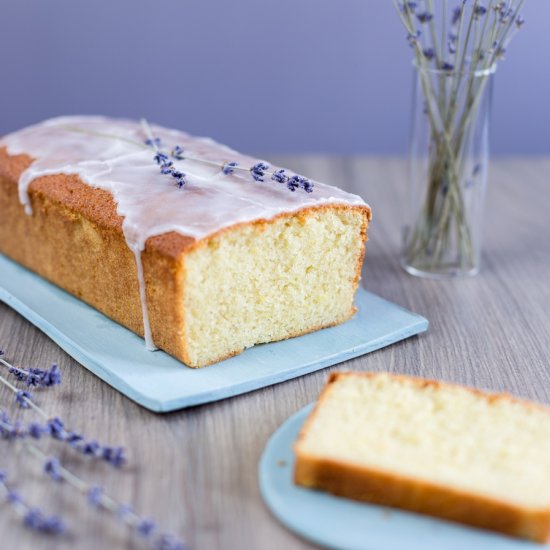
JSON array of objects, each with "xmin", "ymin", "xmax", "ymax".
[
  {"xmin": 393, "ymin": 0, "xmax": 526, "ymax": 272},
  {"xmin": 0, "ymin": 470, "xmax": 66, "ymax": 535}
]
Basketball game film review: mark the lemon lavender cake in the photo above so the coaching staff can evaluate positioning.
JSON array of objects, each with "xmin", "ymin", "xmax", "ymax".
[
  {"xmin": 294, "ymin": 372, "xmax": 550, "ymax": 542},
  {"xmin": 0, "ymin": 117, "xmax": 371, "ymax": 367}
]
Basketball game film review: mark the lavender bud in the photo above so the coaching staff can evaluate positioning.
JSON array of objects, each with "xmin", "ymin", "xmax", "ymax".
[
  {"xmin": 474, "ymin": 5, "xmax": 487, "ymax": 19},
  {"xmin": 28, "ymin": 422, "xmax": 47, "ymax": 439},
  {"xmin": 451, "ymin": 6, "xmax": 462, "ymax": 25},
  {"xmin": 136, "ymin": 518, "xmax": 157, "ymax": 537},
  {"xmin": 41, "ymin": 364, "xmax": 62, "ymax": 387},
  {"xmin": 23, "ymin": 508, "xmax": 45, "ymax": 530},
  {"xmin": 15, "ymin": 390, "xmax": 32, "ymax": 409},
  {"xmin": 82, "ymin": 440, "xmax": 100, "ymax": 456},
  {"xmin": 171, "ymin": 145, "xmax": 185, "ymax": 160},
  {"xmin": 87, "ymin": 486, "xmax": 104, "ymax": 508},
  {"xmin": 250, "ymin": 162, "xmax": 270, "ymax": 182},
  {"xmin": 416, "ymin": 11, "xmax": 434, "ymax": 24},
  {"xmin": 406, "ymin": 30, "xmax": 421, "ymax": 48},
  {"xmin": 287, "ymin": 175, "xmax": 314, "ymax": 193},
  {"xmin": 44, "ymin": 458, "xmax": 62, "ymax": 482},
  {"xmin": 145, "ymin": 138, "xmax": 162, "ymax": 148},
  {"xmin": 160, "ymin": 162, "xmax": 174, "ymax": 174},
  {"xmin": 448, "ymin": 40, "xmax": 456, "ymax": 55},
  {"xmin": 423, "ymin": 48, "xmax": 436, "ymax": 61},
  {"xmin": 101, "ymin": 446, "xmax": 126, "ymax": 468},
  {"xmin": 0, "ymin": 413, "xmax": 22, "ymax": 440},
  {"xmin": 6, "ymin": 490, "xmax": 22, "ymax": 504},
  {"xmin": 222, "ymin": 161, "xmax": 239, "ymax": 175},
  {"xmin": 154, "ymin": 152, "xmax": 169, "ymax": 165},
  {"xmin": 65, "ymin": 431, "xmax": 84, "ymax": 446},
  {"xmin": 47, "ymin": 417, "xmax": 66, "ymax": 440},
  {"xmin": 271, "ymin": 169, "xmax": 289, "ymax": 184},
  {"xmin": 24, "ymin": 508, "xmax": 66, "ymax": 535},
  {"xmin": 499, "ymin": 7, "xmax": 514, "ymax": 24},
  {"xmin": 41, "ymin": 516, "xmax": 66, "ymax": 535}
]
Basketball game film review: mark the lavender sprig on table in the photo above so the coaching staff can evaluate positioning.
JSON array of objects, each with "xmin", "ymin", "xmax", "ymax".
[
  {"xmin": 32, "ymin": 447, "xmax": 184, "ymax": 550},
  {"xmin": 0, "ymin": 425, "xmax": 184, "ymax": 549},
  {"xmin": 0, "ymin": 470, "xmax": 66, "ymax": 535},
  {"xmin": 0, "ymin": 353, "xmax": 185, "ymax": 549},
  {"xmin": 392, "ymin": 0, "xmax": 526, "ymax": 271},
  {"xmin": 0, "ymin": 351, "xmax": 125, "ymax": 468},
  {"xmin": 0, "ymin": 351, "xmax": 61, "ymax": 387}
]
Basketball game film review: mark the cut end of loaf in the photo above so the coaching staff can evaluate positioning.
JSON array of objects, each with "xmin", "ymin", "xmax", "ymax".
[
  {"xmin": 181, "ymin": 206, "xmax": 369, "ymax": 367},
  {"xmin": 294, "ymin": 372, "xmax": 550, "ymax": 543}
]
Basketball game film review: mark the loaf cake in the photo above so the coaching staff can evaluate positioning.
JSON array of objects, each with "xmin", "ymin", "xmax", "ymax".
[
  {"xmin": 294, "ymin": 372, "xmax": 550, "ymax": 542},
  {"xmin": 0, "ymin": 116, "xmax": 371, "ymax": 367}
]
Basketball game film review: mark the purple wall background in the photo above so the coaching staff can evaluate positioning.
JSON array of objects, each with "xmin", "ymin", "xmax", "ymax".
[{"xmin": 1, "ymin": 1, "xmax": 548, "ymax": 155}]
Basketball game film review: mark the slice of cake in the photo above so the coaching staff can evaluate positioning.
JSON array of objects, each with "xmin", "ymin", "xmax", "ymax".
[
  {"xmin": 0, "ymin": 116, "xmax": 371, "ymax": 367},
  {"xmin": 294, "ymin": 372, "xmax": 550, "ymax": 542}
]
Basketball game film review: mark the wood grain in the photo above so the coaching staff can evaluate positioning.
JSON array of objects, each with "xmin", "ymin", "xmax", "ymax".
[{"xmin": 0, "ymin": 157, "xmax": 549, "ymax": 550}]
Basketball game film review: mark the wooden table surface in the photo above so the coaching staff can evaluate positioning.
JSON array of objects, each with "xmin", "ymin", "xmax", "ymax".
[{"xmin": 1, "ymin": 156, "xmax": 549, "ymax": 550}]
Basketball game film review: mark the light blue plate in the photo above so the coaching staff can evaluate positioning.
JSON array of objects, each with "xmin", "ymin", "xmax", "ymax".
[
  {"xmin": 259, "ymin": 405, "xmax": 549, "ymax": 550},
  {"xmin": 0, "ymin": 253, "xmax": 427, "ymax": 412}
]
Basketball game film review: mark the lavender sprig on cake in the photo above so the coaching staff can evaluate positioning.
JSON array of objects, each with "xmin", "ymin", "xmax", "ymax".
[
  {"xmin": 142, "ymin": 123, "xmax": 188, "ymax": 188},
  {"xmin": 140, "ymin": 118, "xmax": 314, "ymax": 193}
]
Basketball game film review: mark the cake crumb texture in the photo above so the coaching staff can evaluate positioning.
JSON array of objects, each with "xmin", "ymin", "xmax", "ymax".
[{"xmin": 183, "ymin": 207, "xmax": 368, "ymax": 366}]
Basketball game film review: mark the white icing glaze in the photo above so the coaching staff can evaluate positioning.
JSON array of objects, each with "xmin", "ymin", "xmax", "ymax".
[{"xmin": 1, "ymin": 116, "xmax": 369, "ymax": 350}]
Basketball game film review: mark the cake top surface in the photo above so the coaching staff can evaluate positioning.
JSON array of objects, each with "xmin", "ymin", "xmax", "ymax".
[{"xmin": 0, "ymin": 116, "xmax": 369, "ymax": 251}]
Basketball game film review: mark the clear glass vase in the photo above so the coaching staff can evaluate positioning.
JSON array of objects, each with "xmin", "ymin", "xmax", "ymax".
[{"xmin": 401, "ymin": 62, "xmax": 495, "ymax": 279}]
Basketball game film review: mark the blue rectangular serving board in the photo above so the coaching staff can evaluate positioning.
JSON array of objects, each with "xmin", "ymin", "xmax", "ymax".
[{"xmin": 0, "ymin": 253, "xmax": 428, "ymax": 412}]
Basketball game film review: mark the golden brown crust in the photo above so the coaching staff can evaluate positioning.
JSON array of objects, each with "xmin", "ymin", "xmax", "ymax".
[
  {"xmin": 294, "ymin": 453, "xmax": 550, "ymax": 542},
  {"xmin": 0, "ymin": 148, "xmax": 197, "ymax": 259},
  {"xmin": 0, "ymin": 147, "xmax": 371, "ymax": 367},
  {"xmin": 294, "ymin": 372, "xmax": 550, "ymax": 543}
]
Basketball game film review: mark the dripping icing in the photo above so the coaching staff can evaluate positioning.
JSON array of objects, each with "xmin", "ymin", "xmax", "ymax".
[
  {"xmin": 1, "ymin": 116, "xmax": 369, "ymax": 352},
  {"xmin": 132, "ymin": 247, "xmax": 156, "ymax": 350}
]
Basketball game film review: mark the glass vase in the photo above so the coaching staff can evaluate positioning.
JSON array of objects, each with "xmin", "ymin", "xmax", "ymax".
[{"xmin": 401, "ymin": 62, "xmax": 495, "ymax": 279}]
